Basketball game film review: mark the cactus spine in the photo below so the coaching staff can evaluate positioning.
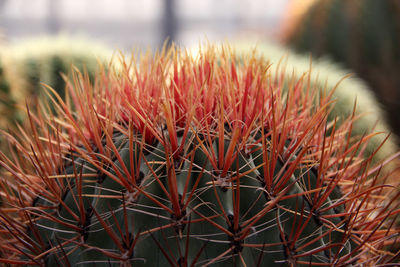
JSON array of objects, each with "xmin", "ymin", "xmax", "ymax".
[{"xmin": 0, "ymin": 45, "xmax": 399, "ymax": 266}]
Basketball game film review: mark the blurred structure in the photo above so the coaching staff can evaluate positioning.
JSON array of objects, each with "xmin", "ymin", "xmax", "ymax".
[
  {"xmin": 0, "ymin": 0, "xmax": 290, "ymax": 50},
  {"xmin": 0, "ymin": 35, "xmax": 112, "ymax": 129},
  {"xmin": 283, "ymin": 0, "xmax": 400, "ymax": 137}
]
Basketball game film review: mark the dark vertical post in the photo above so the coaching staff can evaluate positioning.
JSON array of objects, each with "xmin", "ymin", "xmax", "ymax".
[
  {"xmin": 48, "ymin": 0, "xmax": 60, "ymax": 34},
  {"xmin": 0, "ymin": 0, "xmax": 6, "ymax": 11},
  {"xmin": 162, "ymin": 0, "xmax": 176, "ymax": 47}
]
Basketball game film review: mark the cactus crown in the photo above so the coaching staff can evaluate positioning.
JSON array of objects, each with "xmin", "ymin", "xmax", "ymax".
[{"xmin": 0, "ymin": 45, "xmax": 399, "ymax": 266}]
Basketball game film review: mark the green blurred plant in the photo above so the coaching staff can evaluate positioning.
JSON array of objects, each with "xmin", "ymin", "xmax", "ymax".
[
  {"xmin": 0, "ymin": 35, "xmax": 112, "ymax": 128},
  {"xmin": 0, "ymin": 57, "xmax": 16, "ymax": 129},
  {"xmin": 283, "ymin": 0, "xmax": 400, "ymax": 136}
]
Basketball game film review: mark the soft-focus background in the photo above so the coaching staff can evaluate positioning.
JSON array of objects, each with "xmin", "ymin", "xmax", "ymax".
[
  {"xmin": 0, "ymin": 0, "xmax": 290, "ymax": 50},
  {"xmin": 1, "ymin": 0, "xmax": 400, "ymax": 141}
]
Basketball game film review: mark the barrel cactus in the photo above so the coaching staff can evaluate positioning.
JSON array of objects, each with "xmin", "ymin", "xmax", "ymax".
[
  {"xmin": 283, "ymin": 0, "xmax": 400, "ymax": 135},
  {"xmin": 0, "ymin": 57, "xmax": 16, "ymax": 129},
  {"xmin": 0, "ymin": 45, "xmax": 399, "ymax": 266},
  {"xmin": 0, "ymin": 35, "xmax": 111, "ymax": 127}
]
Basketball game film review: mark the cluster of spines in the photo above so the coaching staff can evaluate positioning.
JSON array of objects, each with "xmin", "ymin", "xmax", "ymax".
[{"xmin": 0, "ymin": 45, "xmax": 398, "ymax": 266}]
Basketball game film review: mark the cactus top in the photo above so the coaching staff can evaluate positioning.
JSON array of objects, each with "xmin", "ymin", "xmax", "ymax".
[{"xmin": 0, "ymin": 45, "xmax": 399, "ymax": 266}]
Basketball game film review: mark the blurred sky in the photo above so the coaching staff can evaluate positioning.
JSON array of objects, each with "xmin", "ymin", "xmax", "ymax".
[{"xmin": 0, "ymin": 0, "xmax": 291, "ymax": 50}]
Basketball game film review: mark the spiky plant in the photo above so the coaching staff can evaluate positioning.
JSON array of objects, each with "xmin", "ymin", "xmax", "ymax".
[
  {"xmin": 0, "ymin": 57, "xmax": 16, "ymax": 129},
  {"xmin": 282, "ymin": 0, "xmax": 400, "ymax": 135},
  {"xmin": 0, "ymin": 45, "xmax": 399, "ymax": 266},
  {"xmin": 0, "ymin": 35, "xmax": 111, "ymax": 127},
  {"xmin": 231, "ymin": 40, "xmax": 397, "ymax": 167}
]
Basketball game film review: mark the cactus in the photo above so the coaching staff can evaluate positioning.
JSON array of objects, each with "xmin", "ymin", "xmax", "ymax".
[
  {"xmin": 283, "ymin": 0, "xmax": 400, "ymax": 136},
  {"xmin": 0, "ymin": 35, "xmax": 112, "ymax": 127},
  {"xmin": 0, "ymin": 45, "xmax": 399, "ymax": 266},
  {"xmin": 0, "ymin": 57, "xmax": 17, "ymax": 129}
]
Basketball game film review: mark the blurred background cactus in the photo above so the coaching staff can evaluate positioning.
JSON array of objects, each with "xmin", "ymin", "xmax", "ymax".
[
  {"xmin": 282, "ymin": 0, "xmax": 400, "ymax": 137},
  {"xmin": 232, "ymin": 40, "xmax": 397, "ymax": 169},
  {"xmin": 0, "ymin": 35, "xmax": 111, "ymax": 128},
  {"xmin": 0, "ymin": 57, "xmax": 16, "ymax": 129}
]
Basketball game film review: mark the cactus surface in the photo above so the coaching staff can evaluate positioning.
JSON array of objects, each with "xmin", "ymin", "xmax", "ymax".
[
  {"xmin": 0, "ymin": 45, "xmax": 399, "ymax": 266},
  {"xmin": 283, "ymin": 0, "xmax": 400, "ymax": 136}
]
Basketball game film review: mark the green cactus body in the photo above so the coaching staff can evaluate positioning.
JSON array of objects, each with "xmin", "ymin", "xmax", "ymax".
[
  {"xmin": 284, "ymin": 0, "xmax": 400, "ymax": 136},
  {"xmin": 33, "ymin": 134, "xmax": 347, "ymax": 266},
  {"xmin": 0, "ymin": 45, "xmax": 399, "ymax": 266}
]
